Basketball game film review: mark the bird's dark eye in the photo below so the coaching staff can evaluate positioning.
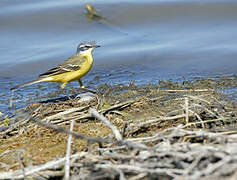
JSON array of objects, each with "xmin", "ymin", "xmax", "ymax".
[
  {"xmin": 80, "ymin": 45, "xmax": 91, "ymax": 51},
  {"xmin": 85, "ymin": 45, "xmax": 92, "ymax": 49}
]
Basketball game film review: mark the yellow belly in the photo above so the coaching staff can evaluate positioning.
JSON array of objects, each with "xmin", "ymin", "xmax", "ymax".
[{"xmin": 48, "ymin": 59, "xmax": 92, "ymax": 83}]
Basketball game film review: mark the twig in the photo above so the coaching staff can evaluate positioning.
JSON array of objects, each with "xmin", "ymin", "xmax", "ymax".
[
  {"xmin": 192, "ymin": 156, "xmax": 232, "ymax": 179},
  {"xmin": 30, "ymin": 117, "xmax": 109, "ymax": 144},
  {"xmin": 117, "ymin": 169, "xmax": 126, "ymax": 180},
  {"xmin": 64, "ymin": 120, "xmax": 75, "ymax": 180},
  {"xmin": 98, "ymin": 146, "xmax": 127, "ymax": 152},
  {"xmin": 129, "ymin": 173, "xmax": 147, "ymax": 180},
  {"xmin": 193, "ymin": 104, "xmax": 217, "ymax": 117},
  {"xmin": 185, "ymin": 97, "xmax": 189, "ymax": 124},
  {"xmin": 95, "ymin": 164, "xmax": 181, "ymax": 177},
  {"xmin": 183, "ymin": 154, "xmax": 203, "ymax": 175},
  {"xmin": 9, "ymin": 91, "xmax": 14, "ymax": 109},
  {"xmin": 149, "ymin": 96, "xmax": 165, "ymax": 102},
  {"xmin": 160, "ymin": 89, "xmax": 214, "ymax": 92},
  {"xmin": 126, "ymin": 125, "xmax": 184, "ymax": 143},
  {"xmin": 89, "ymin": 108, "xmax": 122, "ymax": 141},
  {"xmin": 100, "ymin": 99, "xmax": 135, "ymax": 114},
  {"xmin": 0, "ymin": 149, "xmax": 23, "ymax": 158},
  {"xmin": 128, "ymin": 114, "xmax": 186, "ymax": 131},
  {"xmin": 182, "ymin": 118, "xmax": 229, "ymax": 128},
  {"xmin": 187, "ymin": 95, "xmax": 211, "ymax": 105},
  {"xmin": 0, "ymin": 116, "xmax": 30, "ymax": 135},
  {"xmin": 209, "ymin": 96, "xmax": 226, "ymax": 108},
  {"xmin": 17, "ymin": 150, "xmax": 25, "ymax": 179},
  {"xmin": 0, "ymin": 152, "xmax": 88, "ymax": 179},
  {"xmin": 54, "ymin": 99, "xmax": 135, "ymax": 123},
  {"xmin": 188, "ymin": 109, "xmax": 204, "ymax": 128},
  {"xmin": 41, "ymin": 106, "xmax": 89, "ymax": 123},
  {"xmin": 36, "ymin": 170, "xmax": 64, "ymax": 178}
]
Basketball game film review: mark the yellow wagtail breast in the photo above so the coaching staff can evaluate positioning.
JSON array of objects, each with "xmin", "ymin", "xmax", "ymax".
[{"xmin": 11, "ymin": 42, "xmax": 100, "ymax": 90}]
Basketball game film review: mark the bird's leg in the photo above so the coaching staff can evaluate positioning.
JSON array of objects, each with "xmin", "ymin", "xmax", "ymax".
[
  {"xmin": 56, "ymin": 82, "xmax": 61, "ymax": 88},
  {"xmin": 78, "ymin": 79, "xmax": 85, "ymax": 88},
  {"xmin": 61, "ymin": 82, "xmax": 67, "ymax": 89}
]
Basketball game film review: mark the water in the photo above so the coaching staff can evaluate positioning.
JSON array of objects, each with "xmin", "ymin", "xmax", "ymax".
[{"xmin": 0, "ymin": 0, "xmax": 237, "ymax": 112}]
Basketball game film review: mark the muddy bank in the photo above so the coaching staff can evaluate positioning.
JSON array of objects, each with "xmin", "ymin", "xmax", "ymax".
[{"xmin": 0, "ymin": 76, "xmax": 236, "ymax": 179}]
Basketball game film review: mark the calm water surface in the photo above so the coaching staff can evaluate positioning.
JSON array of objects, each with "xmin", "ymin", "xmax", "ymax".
[{"xmin": 0, "ymin": 0, "xmax": 237, "ymax": 112}]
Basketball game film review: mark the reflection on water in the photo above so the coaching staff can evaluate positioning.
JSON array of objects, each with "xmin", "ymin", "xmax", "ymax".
[{"xmin": 0, "ymin": 0, "xmax": 237, "ymax": 112}]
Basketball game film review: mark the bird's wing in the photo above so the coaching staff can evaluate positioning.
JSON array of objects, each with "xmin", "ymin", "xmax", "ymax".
[{"xmin": 39, "ymin": 55, "xmax": 86, "ymax": 78}]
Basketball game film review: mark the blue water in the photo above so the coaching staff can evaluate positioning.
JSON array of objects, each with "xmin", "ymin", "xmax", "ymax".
[{"xmin": 0, "ymin": 0, "xmax": 237, "ymax": 112}]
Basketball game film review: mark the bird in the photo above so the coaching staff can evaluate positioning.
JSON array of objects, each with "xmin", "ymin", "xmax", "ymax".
[
  {"xmin": 85, "ymin": 3, "xmax": 105, "ymax": 21},
  {"xmin": 11, "ymin": 42, "xmax": 100, "ymax": 90}
]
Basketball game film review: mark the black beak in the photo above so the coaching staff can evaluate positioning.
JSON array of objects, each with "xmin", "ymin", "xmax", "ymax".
[{"xmin": 93, "ymin": 44, "xmax": 100, "ymax": 48}]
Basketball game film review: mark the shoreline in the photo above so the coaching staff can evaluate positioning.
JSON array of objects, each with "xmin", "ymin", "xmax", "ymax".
[{"xmin": 0, "ymin": 75, "xmax": 236, "ymax": 179}]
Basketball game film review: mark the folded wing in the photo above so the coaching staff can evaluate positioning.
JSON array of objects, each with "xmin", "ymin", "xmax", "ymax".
[{"xmin": 39, "ymin": 55, "xmax": 85, "ymax": 78}]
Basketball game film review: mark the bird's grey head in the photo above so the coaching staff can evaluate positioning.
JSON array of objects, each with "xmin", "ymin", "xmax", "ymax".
[{"xmin": 76, "ymin": 41, "xmax": 100, "ymax": 54}]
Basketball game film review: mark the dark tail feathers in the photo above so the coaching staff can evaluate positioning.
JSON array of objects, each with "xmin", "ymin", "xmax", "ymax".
[{"xmin": 10, "ymin": 79, "xmax": 41, "ymax": 90}]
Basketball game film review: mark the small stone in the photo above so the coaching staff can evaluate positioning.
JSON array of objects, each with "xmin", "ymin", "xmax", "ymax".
[{"xmin": 76, "ymin": 92, "xmax": 96, "ymax": 102}]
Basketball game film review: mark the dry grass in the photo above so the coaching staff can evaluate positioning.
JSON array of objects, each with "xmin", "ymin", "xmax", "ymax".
[{"xmin": 0, "ymin": 77, "xmax": 236, "ymax": 179}]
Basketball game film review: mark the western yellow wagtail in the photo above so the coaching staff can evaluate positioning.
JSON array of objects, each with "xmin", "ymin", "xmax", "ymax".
[
  {"xmin": 85, "ymin": 3, "xmax": 105, "ymax": 21},
  {"xmin": 11, "ymin": 42, "xmax": 100, "ymax": 90}
]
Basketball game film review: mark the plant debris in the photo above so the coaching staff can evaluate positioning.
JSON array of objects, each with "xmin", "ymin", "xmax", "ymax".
[{"xmin": 0, "ymin": 77, "xmax": 236, "ymax": 179}]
